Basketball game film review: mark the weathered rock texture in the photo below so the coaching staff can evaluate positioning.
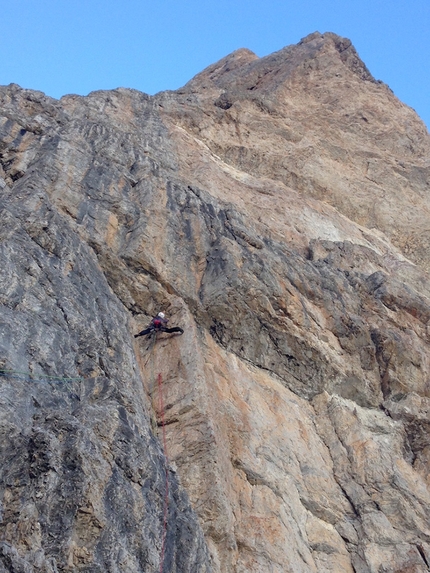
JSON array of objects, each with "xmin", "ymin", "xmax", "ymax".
[{"xmin": 1, "ymin": 31, "xmax": 430, "ymax": 572}]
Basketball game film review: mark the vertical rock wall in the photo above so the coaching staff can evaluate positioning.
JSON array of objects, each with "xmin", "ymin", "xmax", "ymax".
[{"xmin": 0, "ymin": 92, "xmax": 211, "ymax": 571}]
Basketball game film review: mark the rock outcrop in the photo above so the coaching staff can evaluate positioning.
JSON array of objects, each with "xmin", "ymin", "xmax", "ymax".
[{"xmin": 1, "ymin": 31, "xmax": 430, "ymax": 572}]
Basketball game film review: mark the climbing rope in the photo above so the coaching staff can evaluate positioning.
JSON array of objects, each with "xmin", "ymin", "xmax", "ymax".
[
  {"xmin": 157, "ymin": 372, "xmax": 170, "ymax": 573},
  {"xmin": 149, "ymin": 331, "xmax": 158, "ymax": 432},
  {"xmin": 139, "ymin": 332, "xmax": 170, "ymax": 571}
]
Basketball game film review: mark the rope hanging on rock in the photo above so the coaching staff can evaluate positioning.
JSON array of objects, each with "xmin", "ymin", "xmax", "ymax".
[
  {"xmin": 157, "ymin": 372, "xmax": 170, "ymax": 573},
  {"xmin": 149, "ymin": 331, "xmax": 158, "ymax": 432},
  {"xmin": 143, "ymin": 334, "xmax": 170, "ymax": 572}
]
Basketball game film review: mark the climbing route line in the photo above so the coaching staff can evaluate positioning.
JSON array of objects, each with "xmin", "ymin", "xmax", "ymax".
[
  {"xmin": 148, "ymin": 331, "xmax": 158, "ymax": 432},
  {"xmin": 0, "ymin": 369, "xmax": 82, "ymax": 383},
  {"xmin": 139, "ymin": 333, "xmax": 170, "ymax": 571},
  {"xmin": 157, "ymin": 372, "xmax": 170, "ymax": 573}
]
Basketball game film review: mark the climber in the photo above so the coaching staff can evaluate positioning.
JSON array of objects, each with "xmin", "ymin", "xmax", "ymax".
[{"xmin": 134, "ymin": 312, "xmax": 184, "ymax": 338}]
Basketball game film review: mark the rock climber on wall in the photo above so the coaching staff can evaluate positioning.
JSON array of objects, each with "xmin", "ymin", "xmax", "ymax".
[{"xmin": 134, "ymin": 312, "xmax": 184, "ymax": 338}]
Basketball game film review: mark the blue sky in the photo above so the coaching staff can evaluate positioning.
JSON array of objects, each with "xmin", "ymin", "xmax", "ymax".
[{"xmin": 1, "ymin": 0, "xmax": 429, "ymax": 129}]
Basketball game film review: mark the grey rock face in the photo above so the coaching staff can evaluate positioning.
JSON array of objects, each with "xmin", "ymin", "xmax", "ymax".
[
  {"xmin": 1, "ymin": 32, "xmax": 430, "ymax": 572},
  {"xmin": 0, "ymin": 88, "xmax": 210, "ymax": 572}
]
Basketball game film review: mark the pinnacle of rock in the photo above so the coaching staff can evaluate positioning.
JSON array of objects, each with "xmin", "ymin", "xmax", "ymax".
[
  {"xmin": 185, "ymin": 32, "xmax": 376, "ymax": 96},
  {"xmin": 1, "ymin": 33, "xmax": 430, "ymax": 573}
]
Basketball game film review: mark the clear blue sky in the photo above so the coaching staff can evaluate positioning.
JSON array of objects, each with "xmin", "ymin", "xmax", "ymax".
[{"xmin": 1, "ymin": 0, "xmax": 429, "ymax": 129}]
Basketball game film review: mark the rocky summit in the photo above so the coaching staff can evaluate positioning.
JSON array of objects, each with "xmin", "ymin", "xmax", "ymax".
[{"xmin": 1, "ymin": 31, "xmax": 430, "ymax": 573}]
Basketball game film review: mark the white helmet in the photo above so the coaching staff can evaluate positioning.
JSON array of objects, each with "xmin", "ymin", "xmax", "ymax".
[{"xmin": 157, "ymin": 312, "xmax": 165, "ymax": 319}]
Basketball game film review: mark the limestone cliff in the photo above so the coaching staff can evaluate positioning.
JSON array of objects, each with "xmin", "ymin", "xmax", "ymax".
[{"xmin": 1, "ymin": 31, "xmax": 430, "ymax": 572}]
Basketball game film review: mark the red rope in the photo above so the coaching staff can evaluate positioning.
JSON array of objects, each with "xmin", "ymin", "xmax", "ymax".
[{"xmin": 157, "ymin": 373, "xmax": 169, "ymax": 573}]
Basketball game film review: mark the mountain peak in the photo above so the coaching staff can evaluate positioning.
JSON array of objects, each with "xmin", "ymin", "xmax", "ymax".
[
  {"xmin": 183, "ymin": 47, "xmax": 258, "ymax": 91},
  {"xmin": 183, "ymin": 31, "xmax": 376, "ymax": 99}
]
